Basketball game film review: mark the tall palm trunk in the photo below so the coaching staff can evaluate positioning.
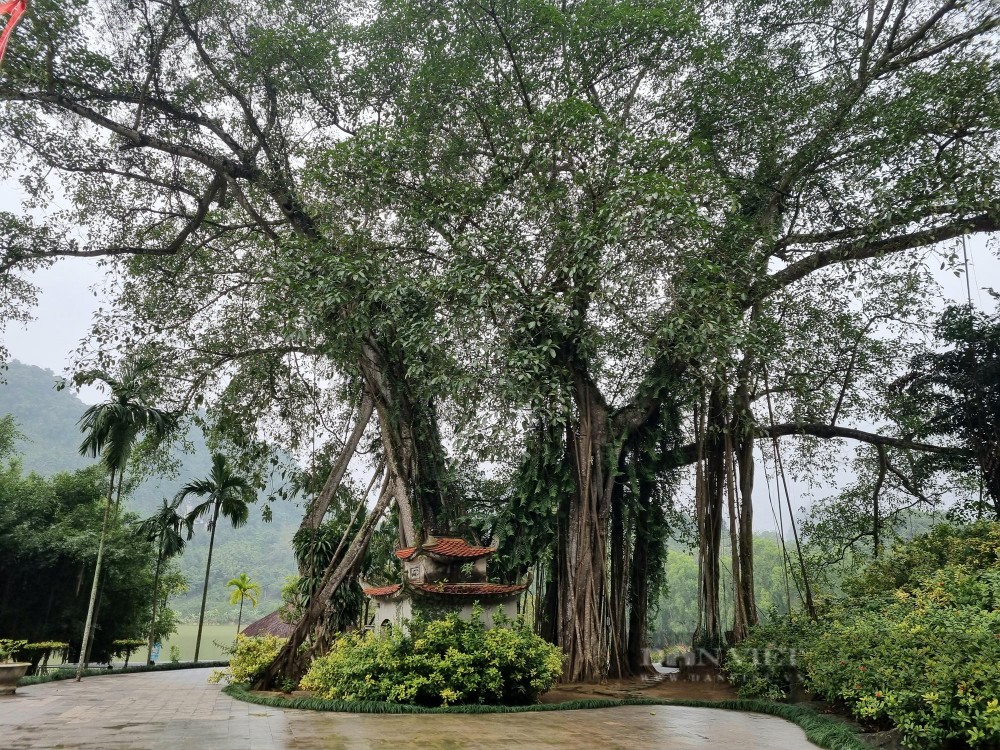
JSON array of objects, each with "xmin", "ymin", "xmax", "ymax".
[
  {"xmin": 76, "ymin": 467, "xmax": 116, "ymax": 681},
  {"xmin": 236, "ymin": 598, "xmax": 244, "ymax": 637},
  {"xmin": 194, "ymin": 502, "xmax": 220, "ymax": 663},
  {"xmin": 145, "ymin": 534, "xmax": 166, "ymax": 665}
]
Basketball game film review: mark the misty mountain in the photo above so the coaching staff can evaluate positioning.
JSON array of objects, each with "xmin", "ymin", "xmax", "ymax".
[{"xmin": 0, "ymin": 360, "xmax": 300, "ymax": 623}]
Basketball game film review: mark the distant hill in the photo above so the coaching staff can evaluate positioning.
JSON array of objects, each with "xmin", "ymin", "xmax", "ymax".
[
  {"xmin": 0, "ymin": 360, "xmax": 300, "ymax": 623},
  {"xmin": 0, "ymin": 360, "xmax": 93, "ymax": 475}
]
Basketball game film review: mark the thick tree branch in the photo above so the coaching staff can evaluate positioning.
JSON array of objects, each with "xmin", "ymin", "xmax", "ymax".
[
  {"xmin": 666, "ymin": 421, "xmax": 966, "ymax": 469},
  {"xmin": 757, "ymin": 212, "xmax": 1000, "ymax": 301},
  {"xmin": 760, "ymin": 422, "xmax": 963, "ymax": 455},
  {"xmin": 0, "ymin": 89, "xmax": 251, "ymax": 178}
]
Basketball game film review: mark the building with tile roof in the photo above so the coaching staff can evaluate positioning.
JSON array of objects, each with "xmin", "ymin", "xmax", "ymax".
[{"xmin": 362, "ymin": 534, "xmax": 528, "ymax": 628}]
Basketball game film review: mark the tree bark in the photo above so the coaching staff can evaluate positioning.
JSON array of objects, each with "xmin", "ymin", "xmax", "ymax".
[
  {"xmin": 607, "ymin": 454, "xmax": 630, "ymax": 678},
  {"xmin": 626, "ymin": 473, "xmax": 655, "ymax": 674},
  {"xmin": 554, "ymin": 373, "xmax": 617, "ymax": 682},
  {"xmin": 76, "ymin": 467, "xmax": 116, "ymax": 681},
  {"xmin": 726, "ymin": 432, "xmax": 747, "ymax": 641},
  {"xmin": 736, "ymin": 421, "xmax": 759, "ymax": 628},
  {"xmin": 358, "ymin": 336, "xmax": 453, "ymax": 543},
  {"xmin": 300, "ymin": 394, "xmax": 374, "ymax": 538},
  {"xmin": 145, "ymin": 534, "xmax": 165, "ymax": 665},
  {"xmin": 193, "ymin": 501, "xmax": 220, "ymax": 663},
  {"xmin": 255, "ymin": 477, "xmax": 394, "ymax": 688},
  {"xmin": 694, "ymin": 387, "xmax": 725, "ymax": 649}
]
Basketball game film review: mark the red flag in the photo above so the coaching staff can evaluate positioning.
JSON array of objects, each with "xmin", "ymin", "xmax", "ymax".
[{"xmin": 0, "ymin": 0, "xmax": 26, "ymax": 67}]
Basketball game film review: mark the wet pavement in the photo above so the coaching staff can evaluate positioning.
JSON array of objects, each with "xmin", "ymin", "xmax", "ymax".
[{"xmin": 0, "ymin": 668, "xmax": 820, "ymax": 749}]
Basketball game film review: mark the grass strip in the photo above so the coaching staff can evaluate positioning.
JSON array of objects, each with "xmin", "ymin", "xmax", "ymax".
[
  {"xmin": 223, "ymin": 683, "xmax": 866, "ymax": 750},
  {"xmin": 17, "ymin": 660, "xmax": 229, "ymax": 687}
]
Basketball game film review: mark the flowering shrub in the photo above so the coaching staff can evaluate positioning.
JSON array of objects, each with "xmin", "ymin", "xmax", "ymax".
[
  {"xmin": 725, "ymin": 523, "xmax": 1000, "ymax": 749},
  {"xmin": 208, "ymin": 634, "xmax": 287, "ymax": 685},
  {"xmin": 300, "ymin": 607, "xmax": 563, "ymax": 706}
]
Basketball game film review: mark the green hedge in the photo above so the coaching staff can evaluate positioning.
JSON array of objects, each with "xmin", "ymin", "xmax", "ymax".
[{"xmin": 223, "ymin": 683, "xmax": 867, "ymax": 749}]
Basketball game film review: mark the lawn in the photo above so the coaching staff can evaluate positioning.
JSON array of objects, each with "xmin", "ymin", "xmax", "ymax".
[{"xmin": 158, "ymin": 623, "xmax": 238, "ymax": 663}]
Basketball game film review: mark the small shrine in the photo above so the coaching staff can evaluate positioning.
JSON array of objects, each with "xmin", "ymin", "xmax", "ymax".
[{"xmin": 362, "ymin": 534, "xmax": 528, "ymax": 628}]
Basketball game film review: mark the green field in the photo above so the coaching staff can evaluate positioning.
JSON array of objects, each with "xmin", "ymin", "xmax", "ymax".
[{"xmin": 158, "ymin": 623, "xmax": 238, "ymax": 663}]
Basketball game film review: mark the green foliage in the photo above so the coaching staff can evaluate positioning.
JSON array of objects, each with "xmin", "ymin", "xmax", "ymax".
[
  {"xmin": 180, "ymin": 453, "xmax": 257, "ymax": 531},
  {"xmin": 300, "ymin": 609, "xmax": 563, "ymax": 706},
  {"xmin": 0, "ymin": 414, "xmax": 21, "ymax": 462},
  {"xmin": 208, "ymin": 635, "xmax": 288, "ymax": 686},
  {"xmin": 728, "ymin": 523, "xmax": 1000, "ymax": 749},
  {"xmin": 725, "ymin": 613, "xmax": 820, "ymax": 701},
  {"xmin": 898, "ymin": 306, "xmax": 1000, "ymax": 518},
  {"xmin": 492, "ymin": 423, "xmax": 572, "ymax": 580},
  {"xmin": 227, "ymin": 574, "xmax": 262, "ymax": 608},
  {"xmin": 169, "ymin": 645, "xmax": 181, "ymax": 663},
  {"xmin": 22, "ymin": 641, "xmax": 68, "ymax": 651},
  {"xmin": 0, "ymin": 461, "xmax": 163, "ymax": 660},
  {"xmin": 805, "ymin": 572, "xmax": 1000, "ymax": 749},
  {"xmin": 843, "ymin": 521, "xmax": 1000, "ymax": 598},
  {"xmin": 0, "ymin": 639, "xmax": 27, "ymax": 663},
  {"xmin": 112, "ymin": 639, "xmax": 147, "ymax": 663},
  {"xmin": 75, "ymin": 357, "xmax": 178, "ymax": 476}
]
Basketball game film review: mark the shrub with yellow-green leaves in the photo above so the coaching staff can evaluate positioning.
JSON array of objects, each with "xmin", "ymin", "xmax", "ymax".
[
  {"xmin": 804, "ymin": 567, "xmax": 1000, "ymax": 749},
  {"xmin": 208, "ymin": 634, "xmax": 287, "ymax": 685},
  {"xmin": 300, "ymin": 607, "xmax": 563, "ymax": 706},
  {"xmin": 725, "ymin": 522, "xmax": 1000, "ymax": 750}
]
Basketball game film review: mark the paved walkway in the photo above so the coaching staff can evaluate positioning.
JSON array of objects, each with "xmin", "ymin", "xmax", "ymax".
[{"xmin": 0, "ymin": 668, "xmax": 820, "ymax": 749}]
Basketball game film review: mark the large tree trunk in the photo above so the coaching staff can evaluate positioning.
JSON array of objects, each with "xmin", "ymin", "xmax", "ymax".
[
  {"xmin": 726, "ymin": 432, "xmax": 748, "ymax": 641},
  {"xmin": 263, "ymin": 337, "xmax": 455, "ymax": 688},
  {"xmin": 735, "ymin": 421, "xmax": 758, "ymax": 629},
  {"xmin": 626, "ymin": 473, "xmax": 655, "ymax": 674},
  {"xmin": 359, "ymin": 336, "xmax": 454, "ymax": 544},
  {"xmin": 607, "ymin": 454, "xmax": 630, "ymax": 679},
  {"xmin": 255, "ymin": 479, "xmax": 394, "ymax": 688},
  {"xmin": 298, "ymin": 394, "xmax": 374, "ymax": 549},
  {"xmin": 694, "ymin": 388, "xmax": 725, "ymax": 649},
  {"xmin": 554, "ymin": 374, "xmax": 617, "ymax": 682}
]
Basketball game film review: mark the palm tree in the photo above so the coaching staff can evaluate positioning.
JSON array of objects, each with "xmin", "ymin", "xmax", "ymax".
[
  {"xmin": 179, "ymin": 453, "xmax": 255, "ymax": 662},
  {"xmin": 75, "ymin": 359, "xmax": 176, "ymax": 681},
  {"xmin": 135, "ymin": 498, "xmax": 192, "ymax": 665},
  {"xmin": 227, "ymin": 573, "xmax": 262, "ymax": 636}
]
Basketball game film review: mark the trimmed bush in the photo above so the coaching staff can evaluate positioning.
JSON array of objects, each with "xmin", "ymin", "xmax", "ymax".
[
  {"xmin": 300, "ymin": 607, "xmax": 563, "ymax": 706},
  {"xmin": 208, "ymin": 634, "xmax": 287, "ymax": 686}
]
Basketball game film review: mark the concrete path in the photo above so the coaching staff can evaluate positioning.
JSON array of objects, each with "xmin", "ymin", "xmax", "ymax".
[{"xmin": 0, "ymin": 668, "xmax": 820, "ymax": 749}]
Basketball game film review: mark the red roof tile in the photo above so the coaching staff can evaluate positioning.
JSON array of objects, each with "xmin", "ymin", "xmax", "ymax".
[
  {"xmin": 411, "ymin": 582, "xmax": 527, "ymax": 597},
  {"xmin": 394, "ymin": 547, "xmax": 417, "ymax": 560},
  {"xmin": 421, "ymin": 538, "xmax": 494, "ymax": 559},
  {"xmin": 362, "ymin": 583, "xmax": 402, "ymax": 597}
]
